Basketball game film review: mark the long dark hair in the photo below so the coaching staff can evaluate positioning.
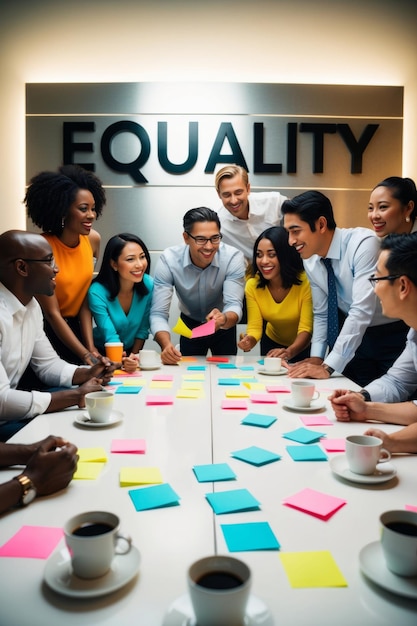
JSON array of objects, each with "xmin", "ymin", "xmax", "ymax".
[
  {"xmin": 373, "ymin": 176, "xmax": 417, "ymax": 222},
  {"xmin": 93, "ymin": 233, "xmax": 151, "ymax": 299},
  {"xmin": 252, "ymin": 226, "xmax": 304, "ymax": 289}
]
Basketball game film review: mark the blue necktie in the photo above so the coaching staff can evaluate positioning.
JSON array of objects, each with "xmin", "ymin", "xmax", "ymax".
[{"xmin": 321, "ymin": 257, "xmax": 338, "ymax": 349}]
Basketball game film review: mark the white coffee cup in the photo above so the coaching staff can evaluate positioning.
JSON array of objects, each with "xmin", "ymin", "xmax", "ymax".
[
  {"xmin": 380, "ymin": 510, "xmax": 417, "ymax": 576},
  {"xmin": 139, "ymin": 349, "xmax": 161, "ymax": 368},
  {"xmin": 345, "ymin": 434, "xmax": 391, "ymax": 475},
  {"xmin": 264, "ymin": 357, "xmax": 282, "ymax": 372},
  {"xmin": 291, "ymin": 380, "xmax": 320, "ymax": 407},
  {"xmin": 64, "ymin": 511, "xmax": 132, "ymax": 578},
  {"xmin": 188, "ymin": 555, "xmax": 251, "ymax": 626},
  {"xmin": 85, "ymin": 391, "xmax": 114, "ymax": 423}
]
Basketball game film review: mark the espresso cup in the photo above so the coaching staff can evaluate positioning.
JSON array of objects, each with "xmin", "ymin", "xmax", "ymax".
[
  {"xmin": 139, "ymin": 349, "xmax": 161, "ymax": 368},
  {"xmin": 104, "ymin": 341, "xmax": 123, "ymax": 362},
  {"xmin": 380, "ymin": 510, "xmax": 417, "ymax": 576},
  {"xmin": 188, "ymin": 555, "xmax": 251, "ymax": 626},
  {"xmin": 345, "ymin": 435, "xmax": 391, "ymax": 475},
  {"xmin": 291, "ymin": 380, "xmax": 320, "ymax": 407},
  {"xmin": 85, "ymin": 391, "xmax": 114, "ymax": 423},
  {"xmin": 64, "ymin": 511, "xmax": 132, "ymax": 578},
  {"xmin": 264, "ymin": 357, "xmax": 282, "ymax": 372}
]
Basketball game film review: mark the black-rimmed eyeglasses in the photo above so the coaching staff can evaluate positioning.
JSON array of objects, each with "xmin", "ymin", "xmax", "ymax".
[
  {"xmin": 14, "ymin": 256, "xmax": 56, "ymax": 268},
  {"xmin": 368, "ymin": 274, "xmax": 401, "ymax": 288},
  {"xmin": 185, "ymin": 232, "xmax": 223, "ymax": 246}
]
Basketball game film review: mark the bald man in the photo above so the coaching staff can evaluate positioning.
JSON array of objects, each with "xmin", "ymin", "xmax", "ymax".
[{"xmin": 0, "ymin": 230, "xmax": 117, "ymax": 433}]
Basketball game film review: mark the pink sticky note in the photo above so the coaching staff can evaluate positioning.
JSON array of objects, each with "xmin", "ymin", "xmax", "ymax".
[
  {"xmin": 283, "ymin": 488, "xmax": 346, "ymax": 520},
  {"xmin": 406, "ymin": 504, "xmax": 417, "ymax": 513},
  {"xmin": 192, "ymin": 319, "xmax": 216, "ymax": 339},
  {"xmin": 250, "ymin": 393, "xmax": 277, "ymax": 404},
  {"xmin": 266, "ymin": 385, "xmax": 291, "ymax": 393},
  {"xmin": 301, "ymin": 415, "xmax": 333, "ymax": 426},
  {"xmin": 111, "ymin": 439, "xmax": 146, "ymax": 454},
  {"xmin": 146, "ymin": 395, "xmax": 174, "ymax": 405},
  {"xmin": 0, "ymin": 526, "xmax": 63, "ymax": 559},
  {"xmin": 152, "ymin": 374, "xmax": 174, "ymax": 381},
  {"xmin": 222, "ymin": 399, "xmax": 248, "ymax": 410},
  {"xmin": 320, "ymin": 438, "xmax": 346, "ymax": 452}
]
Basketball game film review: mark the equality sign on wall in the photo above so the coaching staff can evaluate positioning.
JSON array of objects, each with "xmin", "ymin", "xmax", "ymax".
[{"xmin": 26, "ymin": 83, "xmax": 402, "ymax": 250}]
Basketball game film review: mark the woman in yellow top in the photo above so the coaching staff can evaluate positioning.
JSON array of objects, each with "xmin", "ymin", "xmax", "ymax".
[
  {"xmin": 238, "ymin": 226, "xmax": 313, "ymax": 361},
  {"xmin": 25, "ymin": 165, "xmax": 106, "ymax": 365}
]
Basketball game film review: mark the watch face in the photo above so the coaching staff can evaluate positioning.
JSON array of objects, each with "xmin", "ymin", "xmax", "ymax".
[{"xmin": 22, "ymin": 488, "xmax": 37, "ymax": 505}]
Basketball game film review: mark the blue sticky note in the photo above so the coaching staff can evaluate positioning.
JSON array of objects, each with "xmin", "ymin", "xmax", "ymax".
[
  {"xmin": 193, "ymin": 463, "xmax": 236, "ymax": 482},
  {"xmin": 283, "ymin": 427, "xmax": 326, "ymax": 444},
  {"xmin": 241, "ymin": 413, "xmax": 277, "ymax": 428},
  {"xmin": 107, "ymin": 380, "xmax": 124, "ymax": 386},
  {"xmin": 187, "ymin": 365, "xmax": 207, "ymax": 371},
  {"xmin": 238, "ymin": 366, "xmax": 255, "ymax": 371},
  {"xmin": 231, "ymin": 446, "xmax": 281, "ymax": 466},
  {"xmin": 128, "ymin": 483, "xmax": 180, "ymax": 511},
  {"xmin": 217, "ymin": 363, "xmax": 238, "ymax": 369},
  {"xmin": 218, "ymin": 378, "xmax": 241, "ymax": 386},
  {"xmin": 205, "ymin": 489, "xmax": 260, "ymax": 514},
  {"xmin": 221, "ymin": 522, "xmax": 280, "ymax": 552},
  {"xmin": 286, "ymin": 445, "xmax": 328, "ymax": 461},
  {"xmin": 115, "ymin": 386, "xmax": 142, "ymax": 394}
]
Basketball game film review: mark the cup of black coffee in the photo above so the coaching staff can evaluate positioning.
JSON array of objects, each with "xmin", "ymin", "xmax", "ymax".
[
  {"xmin": 64, "ymin": 511, "xmax": 131, "ymax": 578},
  {"xmin": 380, "ymin": 510, "xmax": 417, "ymax": 576},
  {"xmin": 187, "ymin": 555, "xmax": 251, "ymax": 626}
]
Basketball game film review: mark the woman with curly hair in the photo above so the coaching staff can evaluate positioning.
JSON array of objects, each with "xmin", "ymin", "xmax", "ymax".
[
  {"xmin": 238, "ymin": 226, "xmax": 312, "ymax": 361},
  {"xmin": 25, "ymin": 164, "xmax": 106, "ymax": 365}
]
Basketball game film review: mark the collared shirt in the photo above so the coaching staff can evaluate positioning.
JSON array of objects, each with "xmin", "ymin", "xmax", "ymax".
[
  {"xmin": 217, "ymin": 191, "xmax": 287, "ymax": 263},
  {"xmin": 303, "ymin": 227, "xmax": 393, "ymax": 373},
  {"xmin": 0, "ymin": 283, "xmax": 77, "ymax": 421},
  {"xmin": 366, "ymin": 328, "xmax": 417, "ymax": 403},
  {"xmin": 150, "ymin": 243, "xmax": 245, "ymax": 336}
]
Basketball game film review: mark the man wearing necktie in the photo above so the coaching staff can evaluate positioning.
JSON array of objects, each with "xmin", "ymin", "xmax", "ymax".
[{"xmin": 281, "ymin": 191, "xmax": 408, "ymax": 387}]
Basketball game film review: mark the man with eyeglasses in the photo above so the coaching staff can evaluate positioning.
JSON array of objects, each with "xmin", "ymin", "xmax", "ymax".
[
  {"xmin": 330, "ymin": 232, "xmax": 417, "ymax": 426},
  {"xmin": 150, "ymin": 207, "xmax": 245, "ymax": 364},
  {"xmin": 0, "ymin": 230, "xmax": 117, "ymax": 440},
  {"xmin": 281, "ymin": 191, "xmax": 408, "ymax": 387}
]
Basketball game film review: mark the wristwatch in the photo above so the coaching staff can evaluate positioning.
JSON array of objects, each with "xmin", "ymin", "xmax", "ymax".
[
  {"xmin": 322, "ymin": 364, "xmax": 334, "ymax": 375},
  {"xmin": 359, "ymin": 389, "xmax": 371, "ymax": 402},
  {"xmin": 14, "ymin": 474, "xmax": 37, "ymax": 506}
]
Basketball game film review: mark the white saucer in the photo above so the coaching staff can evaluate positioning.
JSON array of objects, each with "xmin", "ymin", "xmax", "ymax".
[
  {"xmin": 359, "ymin": 541, "xmax": 417, "ymax": 599},
  {"xmin": 283, "ymin": 398, "xmax": 326, "ymax": 412},
  {"xmin": 44, "ymin": 544, "xmax": 140, "ymax": 598},
  {"xmin": 258, "ymin": 367, "xmax": 287, "ymax": 376},
  {"xmin": 139, "ymin": 364, "xmax": 161, "ymax": 371},
  {"xmin": 163, "ymin": 593, "xmax": 273, "ymax": 626},
  {"xmin": 330, "ymin": 454, "xmax": 397, "ymax": 484},
  {"xmin": 75, "ymin": 410, "xmax": 123, "ymax": 428}
]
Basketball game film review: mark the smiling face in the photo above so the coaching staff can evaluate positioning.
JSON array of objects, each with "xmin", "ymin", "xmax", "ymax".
[
  {"xmin": 255, "ymin": 238, "xmax": 280, "ymax": 282},
  {"xmin": 183, "ymin": 221, "xmax": 221, "ymax": 269},
  {"xmin": 368, "ymin": 186, "xmax": 414, "ymax": 237},
  {"xmin": 283, "ymin": 214, "xmax": 327, "ymax": 259},
  {"xmin": 64, "ymin": 189, "xmax": 97, "ymax": 236},
  {"xmin": 111, "ymin": 242, "xmax": 148, "ymax": 285},
  {"xmin": 217, "ymin": 174, "xmax": 251, "ymax": 220},
  {"xmin": 372, "ymin": 249, "xmax": 401, "ymax": 319},
  {"xmin": 24, "ymin": 238, "xmax": 58, "ymax": 297}
]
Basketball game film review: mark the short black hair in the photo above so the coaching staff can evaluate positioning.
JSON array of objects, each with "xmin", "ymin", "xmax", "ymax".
[
  {"xmin": 183, "ymin": 207, "xmax": 220, "ymax": 233},
  {"xmin": 252, "ymin": 226, "xmax": 304, "ymax": 289},
  {"xmin": 380, "ymin": 232, "xmax": 417, "ymax": 286},
  {"xmin": 281, "ymin": 190, "xmax": 337, "ymax": 231}
]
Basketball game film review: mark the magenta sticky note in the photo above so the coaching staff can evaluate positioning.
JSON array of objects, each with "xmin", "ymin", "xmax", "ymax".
[
  {"xmin": 192, "ymin": 319, "xmax": 215, "ymax": 339},
  {"xmin": 152, "ymin": 374, "xmax": 174, "ymax": 381},
  {"xmin": 221, "ymin": 399, "xmax": 248, "ymax": 410},
  {"xmin": 266, "ymin": 385, "xmax": 291, "ymax": 393},
  {"xmin": 250, "ymin": 394, "xmax": 277, "ymax": 404},
  {"xmin": 111, "ymin": 439, "xmax": 146, "ymax": 454},
  {"xmin": 406, "ymin": 504, "xmax": 417, "ymax": 513},
  {"xmin": 146, "ymin": 395, "xmax": 174, "ymax": 405},
  {"xmin": 0, "ymin": 526, "xmax": 63, "ymax": 559},
  {"xmin": 301, "ymin": 415, "xmax": 333, "ymax": 426},
  {"xmin": 283, "ymin": 488, "xmax": 346, "ymax": 520},
  {"xmin": 320, "ymin": 438, "xmax": 346, "ymax": 452}
]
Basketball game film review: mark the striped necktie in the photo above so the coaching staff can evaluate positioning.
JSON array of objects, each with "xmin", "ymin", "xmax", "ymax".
[{"xmin": 321, "ymin": 257, "xmax": 339, "ymax": 349}]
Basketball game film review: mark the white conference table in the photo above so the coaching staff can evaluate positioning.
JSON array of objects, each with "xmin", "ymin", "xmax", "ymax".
[{"xmin": 0, "ymin": 356, "xmax": 416, "ymax": 626}]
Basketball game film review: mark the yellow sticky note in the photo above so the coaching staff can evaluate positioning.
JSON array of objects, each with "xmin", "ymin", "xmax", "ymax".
[
  {"xmin": 279, "ymin": 551, "xmax": 347, "ymax": 588},
  {"xmin": 78, "ymin": 447, "xmax": 108, "ymax": 463},
  {"xmin": 181, "ymin": 382, "xmax": 204, "ymax": 390},
  {"xmin": 176, "ymin": 390, "xmax": 202, "ymax": 399},
  {"xmin": 225, "ymin": 389, "xmax": 250, "ymax": 398},
  {"xmin": 243, "ymin": 382, "xmax": 266, "ymax": 390},
  {"xmin": 172, "ymin": 317, "xmax": 193, "ymax": 338},
  {"xmin": 182, "ymin": 373, "xmax": 205, "ymax": 380},
  {"xmin": 74, "ymin": 462, "xmax": 106, "ymax": 480},
  {"xmin": 150, "ymin": 381, "xmax": 173, "ymax": 389},
  {"xmin": 120, "ymin": 467, "xmax": 163, "ymax": 487},
  {"xmin": 124, "ymin": 378, "xmax": 146, "ymax": 386}
]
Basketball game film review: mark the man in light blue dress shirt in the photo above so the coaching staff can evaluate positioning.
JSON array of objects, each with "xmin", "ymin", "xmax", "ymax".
[
  {"xmin": 150, "ymin": 207, "xmax": 245, "ymax": 364},
  {"xmin": 282, "ymin": 191, "xmax": 408, "ymax": 387}
]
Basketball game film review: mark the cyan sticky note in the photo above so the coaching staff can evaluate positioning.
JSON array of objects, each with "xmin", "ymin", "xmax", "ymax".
[
  {"xmin": 286, "ymin": 445, "xmax": 328, "ymax": 461},
  {"xmin": 128, "ymin": 483, "xmax": 180, "ymax": 511},
  {"xmin": 187, "ymin": 365, "xmax": 207, "ymax": 371},
  {"xmin": 193, "ymin": 463, "xmax": 236, "ymax": 482},
  {"xmin": 115, "ymin": 386, "xmax": 142, "ymax": 394},
  {"xmin": 241, "ymin": 413, "xmax": 277, "ymax": 428},
  {"xmin": 283, "ymin": 427, "xmax": 326, "ymax": 444},
  {"xmin": 205, "ymin": 489, "xmax": 260, "ymax": 514},
  {"xmin": 217, "ymin": 363, "xmax": 238, "ymax": 369},
  {"xmin": 231, "ymin": 446, "xmax": 281, "ymax": 466},
  {"xmin": 221, "ymin": 522, "xmax": 280, "ymax": 552},
  {"xmin": 218, "ymin": 378, "xmax": 241, "ymax": 386}
]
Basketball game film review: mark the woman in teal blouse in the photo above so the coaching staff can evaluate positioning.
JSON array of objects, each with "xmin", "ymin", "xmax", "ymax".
[{"xmin": 88, "ymin": 233, "xmax": 153, "ymax": 371}]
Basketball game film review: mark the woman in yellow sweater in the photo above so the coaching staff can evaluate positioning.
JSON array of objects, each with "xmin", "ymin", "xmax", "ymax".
[
  {"xmin": 25, "ymin": 165, "xmax": 106, "ymax": 365},
  {"xmin": 238, "ymin": 226, "xmax": 313, "ymax": 361}
]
